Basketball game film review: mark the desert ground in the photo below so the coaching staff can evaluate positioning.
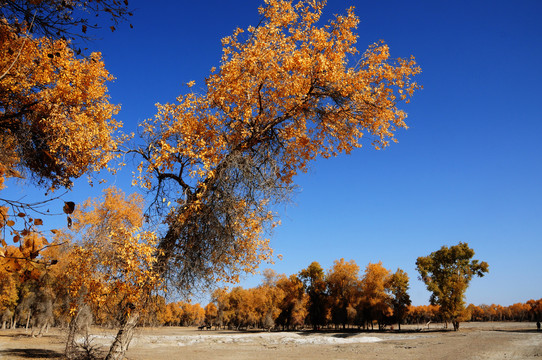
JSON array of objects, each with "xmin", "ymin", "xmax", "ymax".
[{"xmin": 0, "ymin": 322, "xmax": 540, "ymax": 360}]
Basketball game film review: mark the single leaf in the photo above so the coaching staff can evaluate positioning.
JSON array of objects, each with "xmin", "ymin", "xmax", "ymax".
[
  {"xmin": 6, "ymin": 220, "xmax": 15, "ymax": 227},
  {"xmin": 34, "ymin": 218, "xmax": 43, "ymax": 226},
  {"xmin": 13, "ymin": 235, "xmax": 20, "ymax": 243},
  {"xmin": 63, "ymin": 201, "xmax": 75, "ymax": 214}
]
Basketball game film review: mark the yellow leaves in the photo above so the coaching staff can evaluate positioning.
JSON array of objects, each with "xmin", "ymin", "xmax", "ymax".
[
  {"xmin": 1, "ymin": 246, "xmax": 24, "ymax": 272},
  {"xmin": 63, "ymin": 187, "xmax": 162, "ymax": 319},
  {"xmin": 128, "ymin": 0, "xmax": 420, "ymax": 291},
  {"xmin": 20, "ymin": 232, "xmax": 47, "ymax": 258},
  {"xmin": 0, "ymin": 202, "xmax": 52, "ymax": 268},
  {"xmin": 0, "ymin": 22, "xmax": 123, "ymax": 190}
]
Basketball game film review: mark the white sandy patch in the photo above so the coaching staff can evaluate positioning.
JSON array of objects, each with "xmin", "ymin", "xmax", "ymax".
[{"xmin": 80, "ymin": 331, "xmax": 429, "ymax": 348}]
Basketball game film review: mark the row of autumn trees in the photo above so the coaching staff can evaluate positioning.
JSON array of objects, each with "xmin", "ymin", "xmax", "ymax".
[
  {"xmin": 83, "ymin": 299, "xmax": 542, "ymax": 329},
  {"xmin": 3, "ymin": 250, "xmax": 541, "ymax": 334},
  {"xmin": 210, "ymin": 263, "xmax": 411, "ymax": 330},
  {"xmin": 102, "ymin": 283, "xmax": 542, "ymax": 330},
  {"xmin": 1, "ymin": 0, "xmax": 424, "ymax": 358}
]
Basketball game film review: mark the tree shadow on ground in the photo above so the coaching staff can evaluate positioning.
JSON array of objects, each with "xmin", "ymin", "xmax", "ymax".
[
  {"xmin": 493, "ymin": 329, "xmax": 540, "ymax": 334},
  {"xmin": 0, "ymin": 348, "xmax": 63, "ymax": 359},
  {"xmin": 293, "ymin": 328, "xmax": 454, "ymax": 338},
  {"xmin": 331, "ymin": 333, "xmax": 365, "ymax": 338},
  {"xmin": 0, "ymin": 333, "xmax": 58, "ymax": 340}
]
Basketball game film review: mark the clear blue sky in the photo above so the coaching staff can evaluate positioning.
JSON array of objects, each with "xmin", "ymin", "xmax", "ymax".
[{"xmin": 5, "ymin": 0, "xmax": 542, "ymax": 306}]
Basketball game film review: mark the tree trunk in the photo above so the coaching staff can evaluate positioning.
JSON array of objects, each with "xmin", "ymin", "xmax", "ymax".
[
  {"xmin": 25, "ymin": 312, "xmax": 31, "ymax": 331},
  {"xmin": 105, "ymin": 311, "xmax": 140, "ymax": 360},
  {"xmin": 65, "ymin": 315, "xmax": 79, "ymax": 360},
  {"xmin": 452, "ymin": 320, "xmax": 460, "ymax": 331},
  {"xmin": 37, "ymin": 321, "xmax": 48, "ymax": 337}
]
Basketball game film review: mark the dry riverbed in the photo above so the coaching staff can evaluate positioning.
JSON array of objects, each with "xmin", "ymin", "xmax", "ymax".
[{"xmin": 0, "ymin": 322, "xmax": 540, "ymax": 359}]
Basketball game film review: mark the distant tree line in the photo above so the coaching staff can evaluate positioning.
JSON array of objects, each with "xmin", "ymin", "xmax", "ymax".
[{"xmin": 1, "ymin": 255, "xmax": 541, "ymax": 334}]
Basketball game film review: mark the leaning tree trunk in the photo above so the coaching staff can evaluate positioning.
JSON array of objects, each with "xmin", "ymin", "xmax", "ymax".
[
  {"xmin": 105, "ymin": 311, "xmax": 140, "ymax": 360},
  {"xmin": 25, "ymin": 312, "xmax": 31, "ymax": 331},
  {"xmin": 65, "ymin": 310, "xmax": 81, "ymax": 359}
]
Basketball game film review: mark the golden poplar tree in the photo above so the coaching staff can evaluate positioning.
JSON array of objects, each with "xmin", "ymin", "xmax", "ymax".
[
  {"xmin": 133, "ymin": 0, "xmax": 421, "ymax": 294},
  {"xmin": 61, "ymin": 187, "xmax": 161, "ymax": 359},
  {"xmin": 387, "ymin": 268, "xmax": 411, "ymax": 330},
  {"xmin": 416, "ymin": 242, "xmax": 489, "ymax": 331},
  {"xmin": 359, "ymin": 261, "xmax": 392, "ymax": 330},
  {"xmin": 326, "ymin": 258, "xmax": 360, "ymax": 329}
]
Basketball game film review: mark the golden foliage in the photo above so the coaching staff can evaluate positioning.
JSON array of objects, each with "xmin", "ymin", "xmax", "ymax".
[
  {"xmin": 0, "ymin": 14, "xmax": 123, "ymax": 268},
  {"xmin": 0, "ymin": 19, "xmax": 122, "ymax": 190},
  {"xmin": 0, "ymin": 264, "xmax": 18, "ymax": 312},
  {"xmin": 327, "ymin": 258, "xmax": 360, "ymax": 326},
  {"xmin": 359, "ymin": 261, "xmax": 392, "ymax": 324},
  {"xmin": 134, "ymin": 0, "xmax": 420, "ymax": 290},
  {"xmin": 137, "ymin": 0, "xmax": 420, "ymax": 188},
  {"xmin": 0, "ymin": 206, "xmax": 51, "ymax": 273},
  {"xmin": 62, "ymin": 187, "xmax": 162, "ymax": 318}
]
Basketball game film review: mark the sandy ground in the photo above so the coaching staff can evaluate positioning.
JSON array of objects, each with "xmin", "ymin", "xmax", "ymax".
[{"xmin": 0, "ymin": 322, "xmax": 540, "ymax": 359}]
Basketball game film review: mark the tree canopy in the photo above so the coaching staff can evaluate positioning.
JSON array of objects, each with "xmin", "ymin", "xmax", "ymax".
[
  {"xmin": 0, "ymin": 0, "xmax": 125, "ymax": 270},
  {"xmin": 416, "ymin": 242, "xmax": 489, "ymax": 331},
  {"xmin": 133, "ymin": 0, "xmax": 420, "ymax": 293}
]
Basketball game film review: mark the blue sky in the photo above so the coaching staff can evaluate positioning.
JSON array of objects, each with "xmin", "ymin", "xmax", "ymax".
[{"xmin": 5, "ymin": 0, "xmax": 542, "ymax": 306}]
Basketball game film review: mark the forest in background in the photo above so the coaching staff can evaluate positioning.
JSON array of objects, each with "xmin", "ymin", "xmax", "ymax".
[{"xmin": 2, "ymin": 255, "xmax": 541, "ymax": 334}]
